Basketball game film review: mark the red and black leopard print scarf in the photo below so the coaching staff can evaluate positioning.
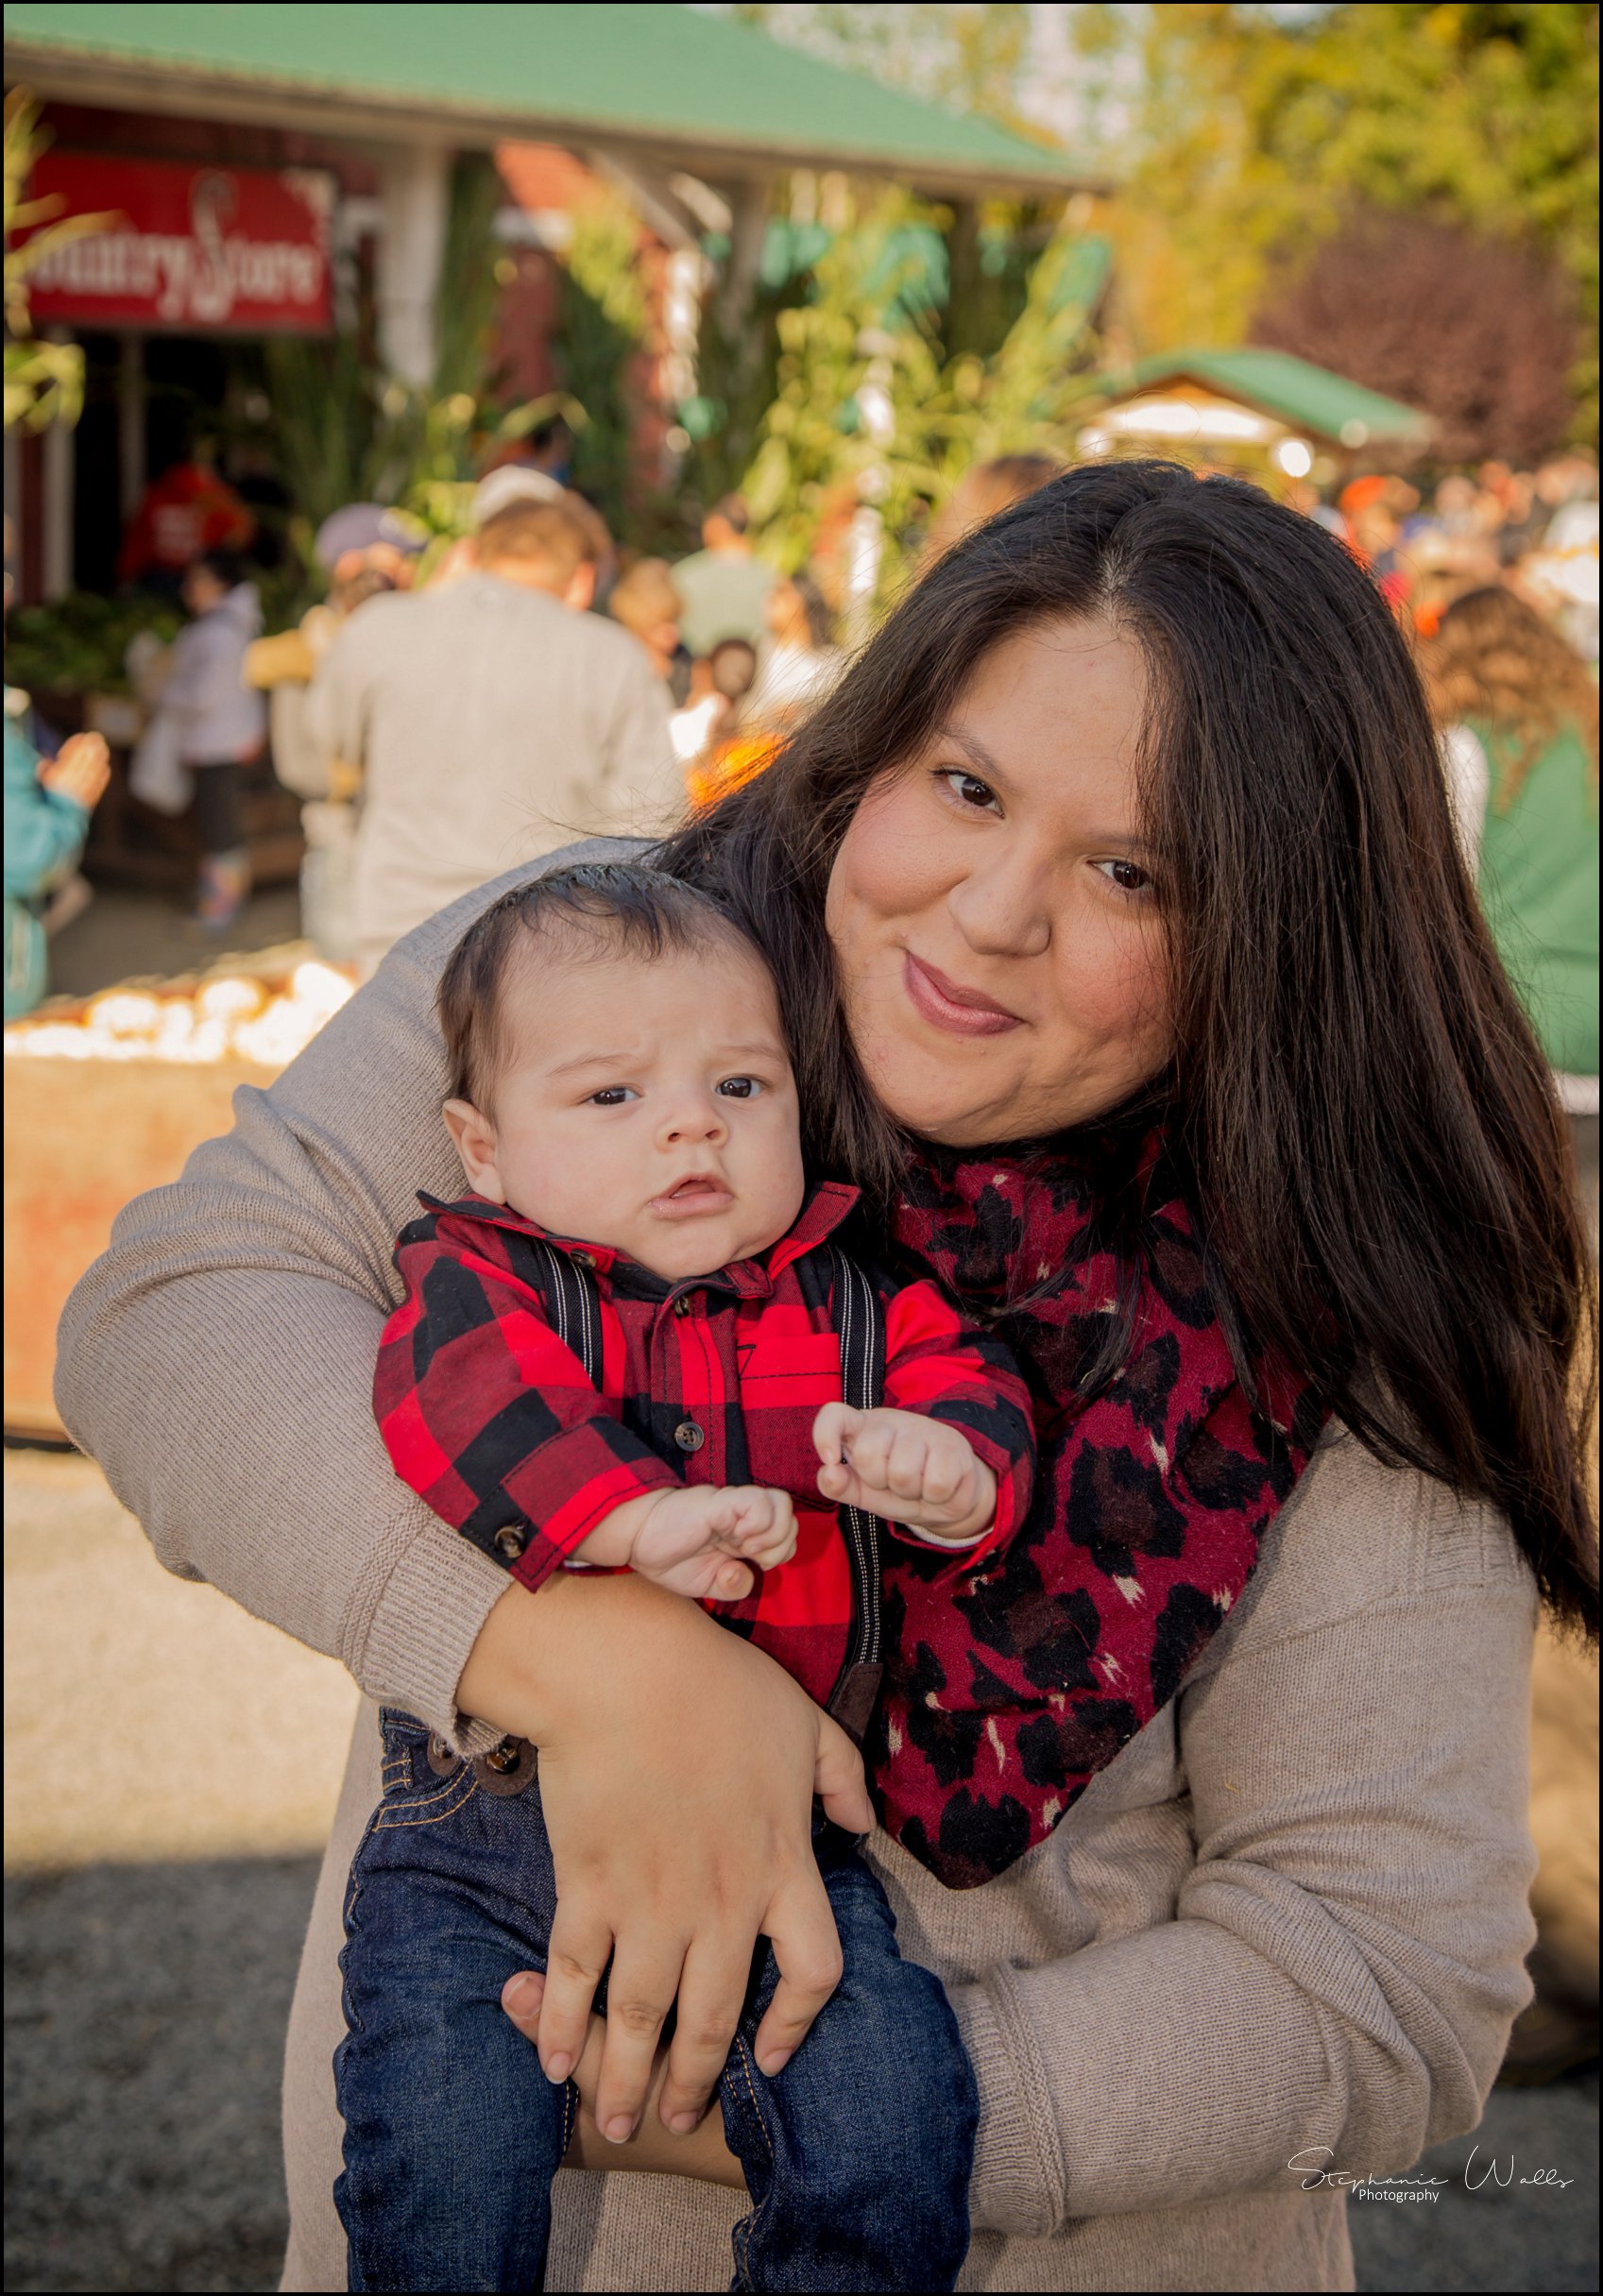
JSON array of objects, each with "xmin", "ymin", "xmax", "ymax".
[{"xmin": 869, "ymin": 1119, "xmax": 1328, "ymax": 1887}]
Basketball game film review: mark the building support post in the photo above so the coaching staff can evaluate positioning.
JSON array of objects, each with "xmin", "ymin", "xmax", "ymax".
[
  {"xmin": 118, "ymin": 332, "xmax": 145, "ymax": 519},
  {"xmin": 42, "ymin": 328, "xmax": 74, "ymax": 600},
  {"xmin": 3, "ymin": 423, "xmax": 19, "ymax": 581},
  {"xmin": 715, "ymin": 180, "xmax": 769, "ymax": 346},
  {"xmin": 708, "ymin": 179, "xmax": 771, "ymax": 483},
  {"xmin": 945, "ymin": 198, "xmax": 982, "ymax": 356},
  {"xmin": 376, "ymin": 145, "xmax": 450, "ymax": 386}
]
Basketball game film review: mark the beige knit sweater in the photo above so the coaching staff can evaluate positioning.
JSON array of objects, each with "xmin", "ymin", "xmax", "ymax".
[{"xmin": 55, "ymin": 854, "xmax": 1541, "ymax": 2294}]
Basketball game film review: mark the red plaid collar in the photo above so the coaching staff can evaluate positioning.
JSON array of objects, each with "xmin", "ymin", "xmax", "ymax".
[{"xmin": 414, "ymin": 1178, "xmax": 861, "ymax": 1301}]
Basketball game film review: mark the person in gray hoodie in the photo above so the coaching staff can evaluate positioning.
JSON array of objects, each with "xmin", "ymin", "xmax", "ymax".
[{"xmin": 160, "ymin": 548, "xmax": 267, "ymax": 928}]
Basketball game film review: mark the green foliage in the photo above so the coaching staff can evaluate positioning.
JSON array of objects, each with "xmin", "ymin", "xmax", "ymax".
[
  {"xmin": 432, "ymin": 154, "xmax": 508, "ymax": 404},
  {"xmin": 5, "ymin": 589, "xmax": 181, "ymax": 697},
  {"xmin": 4, "ymin": 88, "xmax": 116, "ymax": 432},
  {"xmin": 258, "ymin": 325, "xmax": 395, "ymax": 537},
  {"xmin": 258, "ymin": 351, "xmax": 571, "ymax": 604},
  {"xmin": 741, "ymin": 186, "xmax": 1103, "ymax": 602},
  {"xmin": 1079, "ymin": 2, "xmax": 1599, "ymax": 436},
  {"xmin": 384, "ymin": 388, "xmax": 572, "ymax": 541},
  {"xmin": 741, "ymin": 194, "xmax": 945, "ymax": 579},
  {"xmin": 677, "ymin": 5, "xmax": 1113, "ymax": 564},
  {"xmin": 257, "ymin": 157, "xmax": 563, "ymax": 613},
  {"xmin": 688, "ymin": 262, "xmax": 813, "ymax": 517},
  {"xmin": 558, "ymin": 188, "xmax": 651, "ymax": 536},
  {"xmin": 946, "ymin": 228, "xmax": 1111, "ymax": 448}
]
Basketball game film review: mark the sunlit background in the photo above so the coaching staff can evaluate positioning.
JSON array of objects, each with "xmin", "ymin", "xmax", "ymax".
[{"xmin": 4, "ymin": 7, "xmax": 1597, "ymax": 2289}]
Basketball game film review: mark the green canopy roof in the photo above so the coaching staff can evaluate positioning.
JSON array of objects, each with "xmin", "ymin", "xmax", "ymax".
[
  {"xmin": 4, "ymin": 4, "xmax": 1085, "ymax": 196},
  {"xmin": 1109, "ymin": 349, "xmax": 1432, "ymax": 449}
]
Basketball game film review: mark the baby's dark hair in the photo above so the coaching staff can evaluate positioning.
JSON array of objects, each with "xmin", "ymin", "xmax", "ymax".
[{"xmin": 436, "ymin": 862, "xmax": 768, "ymax": 1107}]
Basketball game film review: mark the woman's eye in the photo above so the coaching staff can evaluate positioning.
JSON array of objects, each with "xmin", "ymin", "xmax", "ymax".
[
  {"xmin": 1095, "ymin": 858, "xmax": 1154, "ymax": 896},
  {"xmin": 938, "ymin": 769, "xmax": 1001, "ymax": 814},
  {"xmin": 716, "ymin": 1076, "xmax": 760, "ymax": 1099},
  {"xmin": 586, "ymin": 1086, "xmax": 637, "ymax": 1106}
]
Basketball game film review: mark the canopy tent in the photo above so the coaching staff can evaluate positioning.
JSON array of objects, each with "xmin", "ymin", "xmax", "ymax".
[
  {"xmin": 3, "ymin": 3, "xmax": 1089, "ymax": 198},
  {"xmin": 1081, "ymin": 348, "xmax": 1433, "ymax": 465}
]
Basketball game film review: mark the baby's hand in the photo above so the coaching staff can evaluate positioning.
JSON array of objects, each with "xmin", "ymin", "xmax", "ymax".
[
  {"xmin": 587, "ymin": 1482, "xmax": 798, "ymax": 1601},
  {"xmin": 812, "ymin": 1403, "xmax": 996, "ymax": 1544}
]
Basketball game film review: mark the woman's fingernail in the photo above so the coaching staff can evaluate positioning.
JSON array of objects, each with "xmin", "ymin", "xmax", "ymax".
[
  {"xmin": 667, "ymin": 2111, "xmax": 698, "ymax": 2135},
  {"xmin": 543, "ymin": 2052, "xmax": 571, "ymax": 2083},
  {"xmin": 757, "ymin": 2049, "xmax": 792, "ymax": 2078},
  {"xmin": 503, "ymin": 1974, "xmax": 537, "ymax": 2011},
  {"xmin": 604, "ymin": 2116, "xmax": 635, "ymax": 2144}
]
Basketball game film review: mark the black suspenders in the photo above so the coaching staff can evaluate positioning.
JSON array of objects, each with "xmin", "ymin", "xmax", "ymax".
[
  {"xmin": 525, "ymin": 1237, "xmax": 604, "ymax": 1378},
  {"xmin": 822, "ymin": 1246, "xmax": 885, "ymax": 1744},
  {"xmin": 525, "ymin": 1238, "xmax": 885, "ymax": 1744}
]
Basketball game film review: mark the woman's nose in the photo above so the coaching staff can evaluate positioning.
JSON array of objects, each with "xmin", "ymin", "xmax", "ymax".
[{"xmin": 947, "ymin": 853, "xmax": 1052, "ymax": 959}]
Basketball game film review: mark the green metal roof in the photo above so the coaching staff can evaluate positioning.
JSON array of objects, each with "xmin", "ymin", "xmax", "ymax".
[
  {"xmin": 3, "ymin": 4, "xmax": 1084, "ymax": 195},
  {"xmin": 1110, "ymin": 349, "xmax": 1432, "ymax": 449}
]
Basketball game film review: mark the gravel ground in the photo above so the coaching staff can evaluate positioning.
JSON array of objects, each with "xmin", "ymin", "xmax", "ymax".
[
  {"xmin": 5, "ymin": 1448, "xmax": 354, "ymax": 2293},
  {"xmin": 3, "ymin": 1451, "xmax": 358, "ymax": 1870},
  {"xmin": 1346, "ymin": 2066, "xmax": 1598, "ymax": 2293},
  {"xmin": 44, "ymin": 884, "xmax": 304, "ymax": 1004},
  {"xmin": 6, "ymin": 1855, "xmax": 320, "ymax": 2293},
  {"xmin": 4, "ymin": 1449, "xmax": 1596, "ymax": 2293}
]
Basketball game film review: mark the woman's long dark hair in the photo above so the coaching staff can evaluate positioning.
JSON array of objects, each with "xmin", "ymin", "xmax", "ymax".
[{"xmin": 657, "ymin": 460, "xmax": 1598, "ymax": 1638}]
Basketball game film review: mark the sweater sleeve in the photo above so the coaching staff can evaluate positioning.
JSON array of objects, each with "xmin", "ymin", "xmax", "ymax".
[
  {"xmin": 4, "ymin": 728, "xmax": 90, "ymax": 899},
  {"xmin": 52, "ymin": 841, "xmax": 643, "ymax": 1757},
  {"xmin": 946, "ymin": 1447, "xmax": 1540, "ymax": 2236},
  {"xmin": 376, "ymin": 1214, "xmax": 679, "ymax": 1584},
  {"xmin": 879, "ymin": 1277, "xmax": 1035, "ymax": 1569}
]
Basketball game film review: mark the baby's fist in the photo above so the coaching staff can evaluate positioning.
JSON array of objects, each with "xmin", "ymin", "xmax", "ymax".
[{"xmin": 812, "ymin": 1403, "xmax": 995, "ymax": 1542}]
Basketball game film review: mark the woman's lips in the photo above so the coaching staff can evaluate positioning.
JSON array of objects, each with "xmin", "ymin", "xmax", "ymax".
[
  {"xmin": 902, "ymin": 951, "xmax": 1023, "ymax": 1038},
  {"xmin": 648, "ymin": 1175, "xmax": 734, "ymax": 1218}
]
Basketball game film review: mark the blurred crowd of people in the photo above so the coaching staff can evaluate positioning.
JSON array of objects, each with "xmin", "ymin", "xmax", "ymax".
[
  {"xmin": 234, "ymin": 477, "xmax": 851, "ymax": 972},
  {"xmin": 6, "ymin": 436, "xmax": 1596, "ymax": 1169},
  {"xmin": 1323, "ymin": 450, "xmax": 1598, "ymax": 1146},
  {"xmin": 1311, "ymin": 449, "xmax": 1600, "ymax": 665}
]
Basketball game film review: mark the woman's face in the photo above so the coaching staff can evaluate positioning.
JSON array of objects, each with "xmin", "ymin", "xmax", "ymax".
[{"xmin": 826, "ymin": 616, "xmax": 1173, "ymax": 1147}]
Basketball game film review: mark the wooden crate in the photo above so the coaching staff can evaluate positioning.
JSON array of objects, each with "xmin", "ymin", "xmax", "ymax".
[{"xmin": 3, "ymin": 1052, "xmax": 277, "ymax": 1438}]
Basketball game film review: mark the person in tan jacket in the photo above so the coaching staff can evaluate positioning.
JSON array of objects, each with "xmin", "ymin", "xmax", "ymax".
[
  {"xmin": 302, "ymin": 497, "xmax": 677, "ymax": 978},
  {"xmin": 56, "ymin": 463, "xmax": 1595, "ymax": 2292}
]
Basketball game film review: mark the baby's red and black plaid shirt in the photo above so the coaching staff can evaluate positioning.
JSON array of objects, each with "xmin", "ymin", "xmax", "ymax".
[{"xmin": 375, "ymin": 1181, "xmax": 1035, "ymax": 1709}]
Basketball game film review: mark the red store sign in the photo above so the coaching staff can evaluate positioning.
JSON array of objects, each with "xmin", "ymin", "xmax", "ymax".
[{"xmin": 24, "ymin": 151, "xmax": 333, "ymax": 334}]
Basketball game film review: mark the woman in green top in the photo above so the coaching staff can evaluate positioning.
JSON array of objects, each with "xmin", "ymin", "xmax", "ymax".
[{"xmin": 1427, "ymin": 585, "xmax": 1599, "ymax": 1229}]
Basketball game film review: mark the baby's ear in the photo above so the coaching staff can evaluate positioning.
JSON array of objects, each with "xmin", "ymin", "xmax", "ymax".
[{"xmin": 443, "ymin": 1098, "xmax": 506, "ymax": 1203}]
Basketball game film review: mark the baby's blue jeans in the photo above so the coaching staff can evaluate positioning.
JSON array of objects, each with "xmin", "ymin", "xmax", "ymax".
[{"xmin": 333, "ymin": 1709, "xmax": 977, "ymax": 2292}]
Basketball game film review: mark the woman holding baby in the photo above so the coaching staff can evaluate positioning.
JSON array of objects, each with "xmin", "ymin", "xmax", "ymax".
[{"xmin": 59, "ymin": 462, "xmax": 1595, "ymax": 2292}]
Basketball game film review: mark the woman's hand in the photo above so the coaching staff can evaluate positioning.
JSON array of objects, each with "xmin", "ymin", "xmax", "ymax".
[
  {"xmin": 500, "ymin": 1971, "xmax": 749, "ymax": 2189},
  {"xmin": 456, "ymin": 1571, "xmax": 873, "ymax": 2149}
]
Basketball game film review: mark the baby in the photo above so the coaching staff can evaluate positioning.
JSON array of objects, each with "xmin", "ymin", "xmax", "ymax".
[{"xmin": 339, "ymin": 863, "xmax": 1035, "ymax": 2293}]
